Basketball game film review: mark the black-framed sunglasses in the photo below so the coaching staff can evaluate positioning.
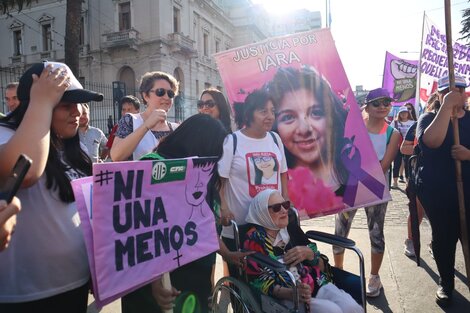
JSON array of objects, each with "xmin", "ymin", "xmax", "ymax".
[
  {"xmin": 370, "ymin": 99, "xmax": 391, "ymax": 108},
  {"xmin": 197, "ymin": 100, "xmax": 216, "ymax": 109},
  {"xmin": 150, "ymin": 88, "xmax": 175, "ymax": 99},
  {"xmin": 268, "ymin": 200, "xmax": 290, "ymax": 213}
]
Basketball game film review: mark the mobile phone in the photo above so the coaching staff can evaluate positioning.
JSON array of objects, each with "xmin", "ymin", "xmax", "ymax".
[{"xmin": 0, "ymin": 154, "xmax": 32, "ymax": 203}]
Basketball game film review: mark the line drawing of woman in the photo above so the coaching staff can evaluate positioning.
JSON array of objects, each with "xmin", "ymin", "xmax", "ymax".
[
  {"xmin": 252, "ymin": 154, "xmax": 279, "ymax": 185},
  {"xmin": 265, "ymin": 66, "xmax": 349, "ymax": 195}
]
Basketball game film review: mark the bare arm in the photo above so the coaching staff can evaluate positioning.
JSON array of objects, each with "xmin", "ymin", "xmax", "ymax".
[
  {"xmin": 400, "ymin": 140, "xmax": 414, "ymax": 156},
  {"xmin": 280, "ymin": 172, "xmax": 289, "ymax": 201},
  {"xmin": 0, "ymin": 66, "xmax": 68, "ymax": 187},
  {"xmin": 110, "ymin": 125, "xmax": 148, "ymax": 161},
  {"xmin": 380, "ymin": 131, "xmax": 401, "ymax": 173},
  {"xmin": 422, "ymin": 90, "xmax": 464, "ymax": 149},
  {"xmin": 218, "ymin": 177, "xmax": 234, "ymax": 226},
  {"xmin": 110, "ymin": 110, "xmax": 167, "ymax": 161}
]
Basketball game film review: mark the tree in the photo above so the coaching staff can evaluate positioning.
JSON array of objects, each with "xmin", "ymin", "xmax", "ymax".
[
  {"xmin": 460, "ymin": 1, "xmax": 470, "ymax": 43},
  {"xmin": 1, "ymin": 0, "xmax": 81, "ymax": 75}
]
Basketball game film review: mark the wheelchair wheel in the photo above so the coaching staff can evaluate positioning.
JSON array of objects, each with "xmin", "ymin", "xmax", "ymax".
[{"xmin": 211, "ymin": 276, "xmax": 262, "ymax": 313}]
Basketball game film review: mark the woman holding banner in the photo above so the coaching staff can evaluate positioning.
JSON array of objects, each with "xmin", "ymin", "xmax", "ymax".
[
  {"xmin": 416, "ymin": 75, "xmax": 470, "ymax": 307},
  {"xmin": 333, "ymin": 88, "xmax": 400, "ymax": 298},
  {"xmin": 265, "ymin": 66, "xmax": 349, "ymax": 195},
  {"xmin": 122, "ymin": 114, "xmax": 230, "ymax": 313},
  {"xmin": 111, "ymin": 71, "xmax": 179, "ymax": 161},
  {"xmin": 0, "ymin": 62, "xmax": 103, "ymax": 312}
]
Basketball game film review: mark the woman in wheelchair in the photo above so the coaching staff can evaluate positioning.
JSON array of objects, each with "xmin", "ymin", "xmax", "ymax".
[{"xmin": 243, "ymin": 189, "xmax": 363, "ymax": 313}]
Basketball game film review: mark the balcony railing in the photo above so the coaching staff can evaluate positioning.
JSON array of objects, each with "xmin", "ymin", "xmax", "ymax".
[
  {"xmin": 102, "ymin": 28, "xmax": 140, "ymax": 50},
  {"xmin": 167, "ymin": 33, "xmax": 197, "ymax": 57},
  {"xmin": 40, "ymin": 50, "xmax": 55, "ymax": 60}
]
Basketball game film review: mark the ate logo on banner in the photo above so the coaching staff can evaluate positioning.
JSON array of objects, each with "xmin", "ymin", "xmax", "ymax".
[{"xmin": 151, "ymin": 160, "xmax": 187, "ymax": 184}]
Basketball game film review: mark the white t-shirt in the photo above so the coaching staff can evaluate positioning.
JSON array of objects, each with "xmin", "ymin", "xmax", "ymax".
[
  {"xmin": 0, "ymin": 126, "xmax": 90, "ymax": 302},
  {"xmin": 394, "ymin": 120, "xmax": 415, "ymax": 138},
  {"xmin": 218, "ymin": 130, "xmax": 288, "ymax": 238}
]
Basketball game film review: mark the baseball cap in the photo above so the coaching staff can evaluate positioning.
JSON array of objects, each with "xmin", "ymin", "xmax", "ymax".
[
  {"xmin": 17, "ymin": 61, "xmax": 104, "ymax": 103},
  {"xmin": 398, "ymin": 106, "xmax": 409, "ymax": 113},
  {"xmin": 437, "ymin": 74, "xmax": 468, "ymax": 92},
  {"xmin": 365, "ymin": 88, "xmax": 394, "ymax": 103}
]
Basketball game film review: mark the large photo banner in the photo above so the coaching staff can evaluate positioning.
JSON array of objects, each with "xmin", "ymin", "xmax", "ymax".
[
  {"xmin": 419, "ymin": 15, "xmax": 470, "ymax": 108},
  {"xmin": 214, "ymin": 29, "xmax": 391, "ymax": 219},
  {"xmin": 72, "ymin": 157, "xmax": 219, "ymax": 308},
  {"xmin": 382, "ymin": 51, "xmax": 418, "ymax": 107}
]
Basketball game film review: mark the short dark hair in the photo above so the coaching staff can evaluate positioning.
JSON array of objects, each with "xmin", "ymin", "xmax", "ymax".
[
  {"xmin": 233, "ymin": 89, "xmax": 273, "ymax": 129},
  {"xmin": 139, "ymin": 71, "xmax": 179, "ymax": 105},
  {"xmin": 120, "ymin": 95, "xmax": 141, "ymax": 110}
]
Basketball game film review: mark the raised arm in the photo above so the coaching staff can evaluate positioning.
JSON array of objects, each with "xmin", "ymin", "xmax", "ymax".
[
  {"xmin": 422, "ymin": 90, "xmax": 465, "ymax": 149},
  {"xmin": 0, "ymin": 66, "xmax": 68, "ymax": 186}
]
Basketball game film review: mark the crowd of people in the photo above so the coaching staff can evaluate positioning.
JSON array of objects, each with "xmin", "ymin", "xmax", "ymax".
[{"xmin": 0, "ymin": 61, "xmax": 469, "ymax": 313}]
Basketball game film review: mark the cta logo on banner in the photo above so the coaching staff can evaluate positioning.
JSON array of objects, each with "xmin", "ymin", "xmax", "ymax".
[
  {"xmin": 419, "ymin": 15, "xmax": 470, "ymax": 107},
  {"xmin": 71, "ymin": 157, "xmax": 219, "ymax": 308},
  {"xmin": 214, "ymin": 29, "xmax": 391, "ymax": 219}
]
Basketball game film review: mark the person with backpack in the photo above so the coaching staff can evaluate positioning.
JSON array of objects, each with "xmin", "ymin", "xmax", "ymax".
[
  {"xmin": 416, "ymin": 74, "xmax": 470, "ymax": 307},
  {"xmin": 333, "ymin": 88, "xmax": 400, "ymax": 298},
  {"xmin": 218, "ymin": 89, "xmax": 289, "ymax": 277}
]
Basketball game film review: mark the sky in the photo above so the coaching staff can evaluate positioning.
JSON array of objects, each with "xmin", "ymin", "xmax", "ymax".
[{"xmin": 251, "ymin": 0, "xmax": 469, "ymax": 90}]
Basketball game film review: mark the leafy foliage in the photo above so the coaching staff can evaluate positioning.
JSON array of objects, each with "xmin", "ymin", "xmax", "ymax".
[
  {"xmin": 460, "ymin": 1, "xmax": 470, "ymax": 43},
  {"xmin": 0, "ymin": 0, "xmax": 35, "ymax": 14}
]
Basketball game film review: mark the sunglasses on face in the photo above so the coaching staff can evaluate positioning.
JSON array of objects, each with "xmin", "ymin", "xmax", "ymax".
[
  {"xmin": 370, "ymin": 99, "xmax": 391, "ymax": 108},
  {"xmin": 197, "ymin": 100, "xmax": 216, "ymax": 109},
  {"xmin": 268, "ymin": 200, "xmax": 290, "ymax": 213},
  {"xmin": 150, "ymin": 88, "xmax": 175, "ymax": 99}
]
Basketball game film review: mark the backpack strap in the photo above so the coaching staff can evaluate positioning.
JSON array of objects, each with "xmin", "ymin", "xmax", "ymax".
[
  {"xmin": 386, "ymin": 125, "xmax": 394, "ymax": 145},
  {"xmin": 232, "ymin": 133, "xmax": 237, "ymax": 155},
  {"xmin": 269, "ymin": 131, "xmax": 279, "ymax": 148},
  {"xmin": 232, "ymin": 131, "xmax": 279, "ymax": 155}
]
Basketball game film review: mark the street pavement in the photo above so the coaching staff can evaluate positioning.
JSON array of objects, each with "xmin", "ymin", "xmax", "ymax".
[{"xmin": 87, "ymin": 180, "xmax": 470, "ymax": 312}]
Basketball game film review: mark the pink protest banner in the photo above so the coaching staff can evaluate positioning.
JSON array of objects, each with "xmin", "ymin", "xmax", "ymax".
[
  {"xmin": 214, "ymin": 29, "xmax": 391, "ymax": 219},
  {"xmin": 382, "ymin": 51, "xmax": 418, "ymax": 107},
  {"xmin": 419, "ymin": 15, "xmax": 470, "ymax": 108},
  {"xmin": 72, "ymin": 157, "xmax": 219, "ymax": 308}
]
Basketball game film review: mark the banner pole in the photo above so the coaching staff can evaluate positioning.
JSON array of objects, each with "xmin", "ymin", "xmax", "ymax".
[
  {"xmin": 444, "ymin": 0, "xmax": 470, "ymax": 291},
  {"xmin": 415, "ymin": 11, "xmax": 426, "ymax": 115}
]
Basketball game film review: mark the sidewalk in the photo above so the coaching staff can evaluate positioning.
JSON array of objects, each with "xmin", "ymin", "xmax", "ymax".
[{"xmin": 88, "ymin": 181, "xmax": 470, "ymax": 312}]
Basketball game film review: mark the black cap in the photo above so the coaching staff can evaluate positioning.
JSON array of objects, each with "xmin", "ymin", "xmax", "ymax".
[{"xmin": 17, "ymin": 61, "xmax": 104, "ymax": 103}]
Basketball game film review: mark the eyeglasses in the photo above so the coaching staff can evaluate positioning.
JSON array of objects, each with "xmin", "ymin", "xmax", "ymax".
[
  {"xmin": 197, "ymin": 100, "xmax": 216, "ymax": 109},
  {"xmin": 268, "ymin": 200, "xmax": 290, "ymax": 213},
  {"xmin": 150, "ymin": 88, "xmax": 175, "ymax": 99},
  {"xmin": 254, "ymin": 156, "xmax": 273, "ymax": 163},
  {"xmin": 370, "ymin": 99, "xmax": 391, "ymax": 108}
]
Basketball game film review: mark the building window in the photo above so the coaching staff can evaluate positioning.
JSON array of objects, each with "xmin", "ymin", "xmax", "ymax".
[
  {"xmin": 79, "ymin": 17, "xmax": 85, "ymax": 46},
  {"xmin": 196, "ymin": 79, "xmax": 199, "ymax": 96},
  {"xmin": 203, "ymin": 33, "xmax": 209, "ymax": 56},
  {"xmin": 42, "ymin": 24, "xmax": 52, "ymax": 51},
  {"xmin": 119, "ymin": 2, "xmax": 131, "ymax": 31},
  {"xmin": 215, "ymin": 40, "xmax": 220, "ymax": 53},
  {"xmin": 173, "ymin": 7, "xmax": 180, "ymax": 33},
  {"xmin": 13, "ymin": 30, "xmax": 22, "ymax": 55}
]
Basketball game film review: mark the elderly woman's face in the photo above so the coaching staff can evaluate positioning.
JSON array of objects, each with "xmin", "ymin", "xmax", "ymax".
[
  {"xmin": 268, "ymin": 192, "xmax": 289, "ymax": 229},
  {"xmin": 276, "ymin": 88, "xmax": 326, "ymax": 167}
]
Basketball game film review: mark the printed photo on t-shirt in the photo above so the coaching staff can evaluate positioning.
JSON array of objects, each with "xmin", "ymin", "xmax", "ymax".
[{"xmin": 246, "ymin": 152, "xmax": 279, "ymax": 197}]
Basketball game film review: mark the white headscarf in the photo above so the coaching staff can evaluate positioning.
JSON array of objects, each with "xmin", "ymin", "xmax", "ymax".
[{"xmin": 245, "ymin": 189, "xmax": 290, "ymax": 246}]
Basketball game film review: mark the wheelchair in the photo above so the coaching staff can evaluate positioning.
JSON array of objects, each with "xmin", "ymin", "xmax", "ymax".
[{"xmin": 211, "ymin": 208, "xmax": 367, "ymax": 313}]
